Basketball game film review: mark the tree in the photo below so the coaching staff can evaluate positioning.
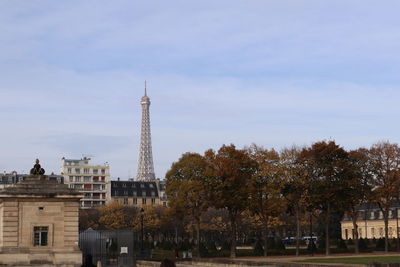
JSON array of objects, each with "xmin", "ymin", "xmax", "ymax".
[
  {"xmin": 79, "ymin": 208, "xmax": 101, "ymax": 230},
  {"xmin": 205, "ymin": 144, "xmax": 258, "ymax": 258},
  {"xmin": 247, "ymin": 144, "xmax": 285, "ymax": 256},
  {"xmin": 342, "ymin": 148, "xmax": 373, "ymax": 254},
  {"xmin": 99, "ymin": 201, "xmax": 132, "ymax": 229},
  {"xmin": 368, "ymin": 141, "xmax": 400, "ymax": 253},
  {"xmin": 166, "ymin": 152, "xmax": 209, "ymax": 257},
  {"xmin": 281, "ymin": 146, "xmax": 307, "ymax": 256},
  {"xmin": 298, "ymin": 141, "xmax": 352, "ymax": 255}
]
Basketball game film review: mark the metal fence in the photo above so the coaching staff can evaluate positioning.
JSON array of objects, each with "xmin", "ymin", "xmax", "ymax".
[{"xmin": 79, "ymin": 229, "xmax": 137, "ymax": 267}]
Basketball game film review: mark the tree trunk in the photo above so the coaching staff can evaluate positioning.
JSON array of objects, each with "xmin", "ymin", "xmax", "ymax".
[
  {"xmin": 230, "ymin": 214, "xmax": 237, "ymax": 258},
  {"xmin": 196, "ymin": 216, "xmax": 201, "ymax": 258},
  {"xmin": 384, "ymin": 209, "xmax": 389, "ymax": 253},
  {"xmin": 295, "ymin": 206, "xmax": 300, "ymax": 256},
  {"xmin": 175, "ymin": 226, "xmax": 178, "ymax": 244},
  {"xmin": 352, "ymin": 211, "xmax": 359, "ymax": 254},
  {"xmin": 263, "ymin": 220, "xmax": 268, "ymax": 257},
  {"xmin": 325, "ymin": 202, "xmax": 330, "ymax": 256}
]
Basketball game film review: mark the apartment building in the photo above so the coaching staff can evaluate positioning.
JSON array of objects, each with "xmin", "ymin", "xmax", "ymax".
[
  {"xmin": 108, "ymin": 179, "xmax": 168, "ymax": 207},
  {"xmin": 61, "ymin": 157, "xmax": 109, "ymax": 209}
]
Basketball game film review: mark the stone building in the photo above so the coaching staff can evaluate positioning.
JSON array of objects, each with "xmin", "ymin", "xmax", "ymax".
[
  {"xmin": 0, "ymin": 160, "xmax": 83, "ymax": 266},
  {"xmin": 61, "ymin": 157, "xmax": 109, "ymax": 209},
  {"xmin": 341, "ymin": 202, "xmax": 400, "ymax": 240}
]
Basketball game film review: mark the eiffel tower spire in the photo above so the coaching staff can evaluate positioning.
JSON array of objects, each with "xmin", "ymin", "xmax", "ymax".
[{"xmin": 136, "ymin": 82, "xmax": 155, "ymax": 181}]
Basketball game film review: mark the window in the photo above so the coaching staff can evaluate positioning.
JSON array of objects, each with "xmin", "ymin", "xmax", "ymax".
[
  {"xmin": 133, "ymin": 198, "xmax": 137, "ymax": 205},
  {"xmin": 101, "ymin": 169, "xmax": 105, "ymax": 174},
  {"xmin": 74, "ymin": 184, "xmax": 83, "ymax": 189},
  {"xmin": 84, "ymin": 168, "xmax": 89, "ymax": 174},
  {"xmin": 84, "ymin": 184, "xmax": 92, "ymax": 190},
  {"xmin": 142, "ymin": 198, "xmax": 146, "ymax": 205},
  {"xmin": 151, "ymin": 198, "xmax": 156, "ymax": 205},
  {"xmin": 124, "ymin": 198, "xmax": 128, "ymax": 205},
  {"xmin": 84, "ymin": 176, "xmax": 91, "ymax": 182},
  {"xmin": 151, "ymin": 191, "xmax": 156, "ymax": 197},
  {"xmin": 75, "ymin": 168, "xmax": 80, "ymax": 174},
  {"xmin": 93, "ymin": 169, "xmax": 98, "ymax": 174},
  {"xmin": 140, "ymin": 183, "xmax": 145, "ymax": 188},
  {"xmin": 69, "ymin": 176, "xmax": 73, "ymax": 182},
  {"xmin": 149, "ymin": 184, "xmax": 154, "ymax": 188},
  {"xmin": 345, "ymin": 229, "xmax": 348, "ymax": 240},
  {"xmin": 75, "ymin": 176, "xmax": 81, "ymax": 182},
  {"xmin": 163, "ymin": 202, "xmax": 167, "ymax": 207},
  {"xmin": 379, "ymin": 228, "xmax": 384, "ymax": 237},
  {"xmin": 124, "ymin": 191, "xmax": 128, "ymax": 195},
  {"xmin": 67, "ymin": 168, "xmax": 72, "ymax": 174},
  {"xmin": 123, "ymin": 183, "xmax": 126, "ymax": 188},
  {"xmin": 371, "ymin": 228, "xmax": 375, "ymax": 238},
  {"xmin": 359, "ymin": 228, "xmax": 362, "ymax": 238},
  {"xmin": 142, "ymin": 191, "xmax": 146, "ymax": 197},
  {"xmin": 133, "ymin": 191, "xmax": 137, "ymax": 197},
  {"xmin": 33, "ymin": 226, "xmax": 48, "ymax": 246}
]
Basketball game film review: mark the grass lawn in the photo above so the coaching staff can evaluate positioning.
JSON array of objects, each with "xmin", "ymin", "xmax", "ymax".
[{"xmin": 298, "ymin": 256, "xmax": 400, "ymax": 264}]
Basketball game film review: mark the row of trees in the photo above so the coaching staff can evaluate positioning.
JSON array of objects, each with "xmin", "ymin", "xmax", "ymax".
[{"xmin": 165, "ymin": 141, "xmax": 400, "ymax": 257}]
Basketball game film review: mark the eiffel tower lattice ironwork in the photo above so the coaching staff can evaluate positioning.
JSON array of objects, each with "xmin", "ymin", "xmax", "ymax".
[{"xmin": 136, "ymin": 82, "xmax": 156, "ymax": 181}]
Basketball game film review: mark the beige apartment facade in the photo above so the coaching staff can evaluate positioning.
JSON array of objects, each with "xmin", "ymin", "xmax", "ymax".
[
  {"xmin": 341, "ymin": 204, "xmax": 400, "ymax": 240},
  {"xmin": 61, "ymin": 157, "xmax": 109, "ymax": 209}
]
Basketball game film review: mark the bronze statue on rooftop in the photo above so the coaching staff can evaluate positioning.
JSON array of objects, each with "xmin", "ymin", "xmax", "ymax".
[{"xmin": 30, "ymin": 159, "xmax": 45, "ymax": 175}]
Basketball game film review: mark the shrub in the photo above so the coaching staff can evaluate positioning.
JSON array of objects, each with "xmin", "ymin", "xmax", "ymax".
[
  {"xmin": 221, "ymin": 240, "xmax": 231, "ymax": 250},
  {"xmin": 199, "ymin": 242, "xmax": 209, "ymax": 257},
  {"xmin": 347, "ymin": 238, "xmax": 354, "ymax": 245},
  {"xmin": 275, "ymin": 239, "xmax": 286, "ymax": 250},
  {"xmin": 318, "ymin": 238, "xmax": 325, "ymax": 249},
  {"xmin": 267, "ymin": 238, "xmax": 276, "ymax": 250},
  {"xmin": 375, "ymin": 238, "xmax": 385, "ymax": 250},
  {"xmin": 206, "ymin": 241, "xmax": 217, "ymax": 252},
  {"xmin": 253, "ymin": 239, "xmax": 264, "ymax": 256},
  {"xmin": 359, "ymin": 238, "xmax": 368, "ymax": 250},
  {"xmin": 337, "ymin": 239, "xmax": 347, "ymax": 249}
]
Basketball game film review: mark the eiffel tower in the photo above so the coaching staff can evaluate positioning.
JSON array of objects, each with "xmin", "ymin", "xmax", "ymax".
[{"xmin": 136, "ymin": 82, "xmax": 156, "ymax": 181}]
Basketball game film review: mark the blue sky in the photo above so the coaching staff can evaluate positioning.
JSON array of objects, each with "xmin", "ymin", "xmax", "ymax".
[{"xmin": 1, "ymin": 1, "xmax": 400, "ymax": 179}]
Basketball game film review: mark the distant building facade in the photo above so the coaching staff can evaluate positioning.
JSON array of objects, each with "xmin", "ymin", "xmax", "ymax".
[
  {"xmin": 0, "ymin": 171, "xmax": 63, "ymax": 188},
  {"xmin": 61, "ymin": 157, "xmax": 109, "ymax": 209},
  {"xmin": 108, "ymin": 179, "xmax": 167, "ymax": 207},
  {"xmin": 341, "ymin": 203, "xmax": 400, "ymax": 240}
]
